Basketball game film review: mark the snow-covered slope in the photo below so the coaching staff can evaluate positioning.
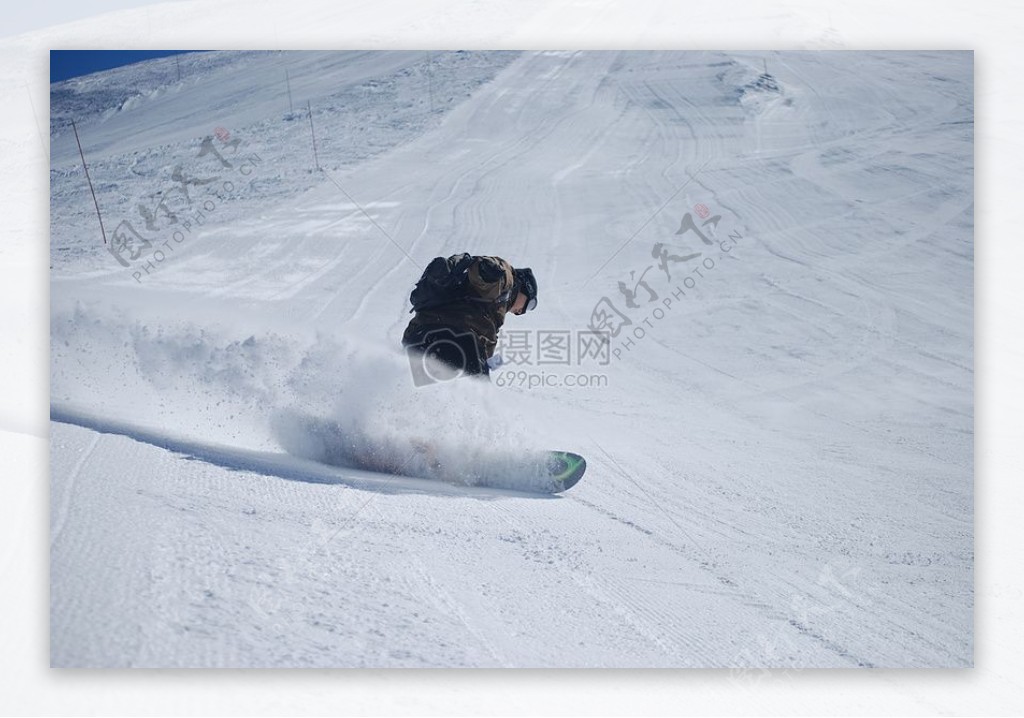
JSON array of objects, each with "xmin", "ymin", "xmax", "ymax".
[{"xmin": 50, "ymin": 50, "xmax": 973, "ymax": 667}]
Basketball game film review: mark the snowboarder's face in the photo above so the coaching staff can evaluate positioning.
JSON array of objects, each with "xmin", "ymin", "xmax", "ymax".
[{"xmin": 510, "ymin": 292, "xmax": 529, "ymax": 315}]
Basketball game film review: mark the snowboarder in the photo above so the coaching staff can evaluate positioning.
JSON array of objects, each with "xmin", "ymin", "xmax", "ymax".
[{"xmin": 403, "ymin": 253, "xmax": 537, "ymax": 383}]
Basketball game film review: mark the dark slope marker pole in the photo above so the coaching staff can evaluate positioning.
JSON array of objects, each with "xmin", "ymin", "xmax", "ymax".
[
  {"xmin": 307, "ymin": 100, "xmax": 320, "ymax": 171},
  {"xmin": 71, "ymin": 118, "xmax": 108, "ymax": 245}
]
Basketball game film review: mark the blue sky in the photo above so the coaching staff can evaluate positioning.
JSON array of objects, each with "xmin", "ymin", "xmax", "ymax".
[{"xmin": 50, "ymin": 50, "xmax": 197, "ymax": 83}]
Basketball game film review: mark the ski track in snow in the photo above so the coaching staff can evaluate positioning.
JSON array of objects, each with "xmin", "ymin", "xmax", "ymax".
[
  {"xmin": 49, "ymin": 433, "xmax": 98, "ymax": 549},
  {"xmin": 49, "ymin": 50, "xmax": 972, "ymax": 667}
]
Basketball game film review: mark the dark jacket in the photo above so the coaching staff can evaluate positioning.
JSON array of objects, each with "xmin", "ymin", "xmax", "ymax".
[{"xmin": 402, "ymin": 255, "xmax": 515, "ymax": 373}]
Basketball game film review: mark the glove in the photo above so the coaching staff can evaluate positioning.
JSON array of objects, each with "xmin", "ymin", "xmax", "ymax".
[{"xmin": 477, "ymin": 257, "xmax": 505, "ymax": 283}]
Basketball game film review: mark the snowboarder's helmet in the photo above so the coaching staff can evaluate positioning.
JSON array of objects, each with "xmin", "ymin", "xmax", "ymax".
[{"xmin": 513, "ymin": 267, "xmax": 538, "ymax": 311}]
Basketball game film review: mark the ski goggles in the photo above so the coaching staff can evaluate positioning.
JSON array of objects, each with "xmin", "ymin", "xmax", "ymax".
[{"xmin": 506, "ymin": 287, "xmax": 537, "ymax": 313}]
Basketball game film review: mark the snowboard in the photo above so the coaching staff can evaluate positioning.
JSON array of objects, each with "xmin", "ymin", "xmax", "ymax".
[
  {"xmin": 272, "ymin": 411, "xmax": 586, "ymax": 494},
  {"xmin": 543, "ymin": 450, "xmax": 588, "ymax": 493},
  {"xmin": 359, "ymin": 444, "xmax": 586, "ymax": 494},
  {"xmin": 397, "ymin": 447, "xmax": 586, "ymax": 494}
]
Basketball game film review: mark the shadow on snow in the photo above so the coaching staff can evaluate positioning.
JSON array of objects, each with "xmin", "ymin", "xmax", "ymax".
[{"xmin": 50, "ymin": 404, "xmax": 559, "ymax": 501}]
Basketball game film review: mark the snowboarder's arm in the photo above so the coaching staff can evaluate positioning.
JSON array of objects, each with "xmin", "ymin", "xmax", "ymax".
[{"xmin": 466, "ymin": 256, "xmax": 514, "ymax": 302}]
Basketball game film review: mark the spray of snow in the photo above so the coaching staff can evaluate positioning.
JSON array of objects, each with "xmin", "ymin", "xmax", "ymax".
[{"xmin": 51, "ymin": 301, "xmax": 552, "ymax": 490}]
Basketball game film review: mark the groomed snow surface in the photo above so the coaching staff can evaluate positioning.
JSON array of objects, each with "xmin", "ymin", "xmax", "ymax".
[{"xmin": 50, "ymin": 50, "xmax": 973, "ymax": 668}]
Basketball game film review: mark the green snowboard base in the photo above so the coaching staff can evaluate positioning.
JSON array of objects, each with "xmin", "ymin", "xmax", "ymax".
[{"xmin": 544, "ymin": 451, "xmax": 587, "ymax": 493}]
